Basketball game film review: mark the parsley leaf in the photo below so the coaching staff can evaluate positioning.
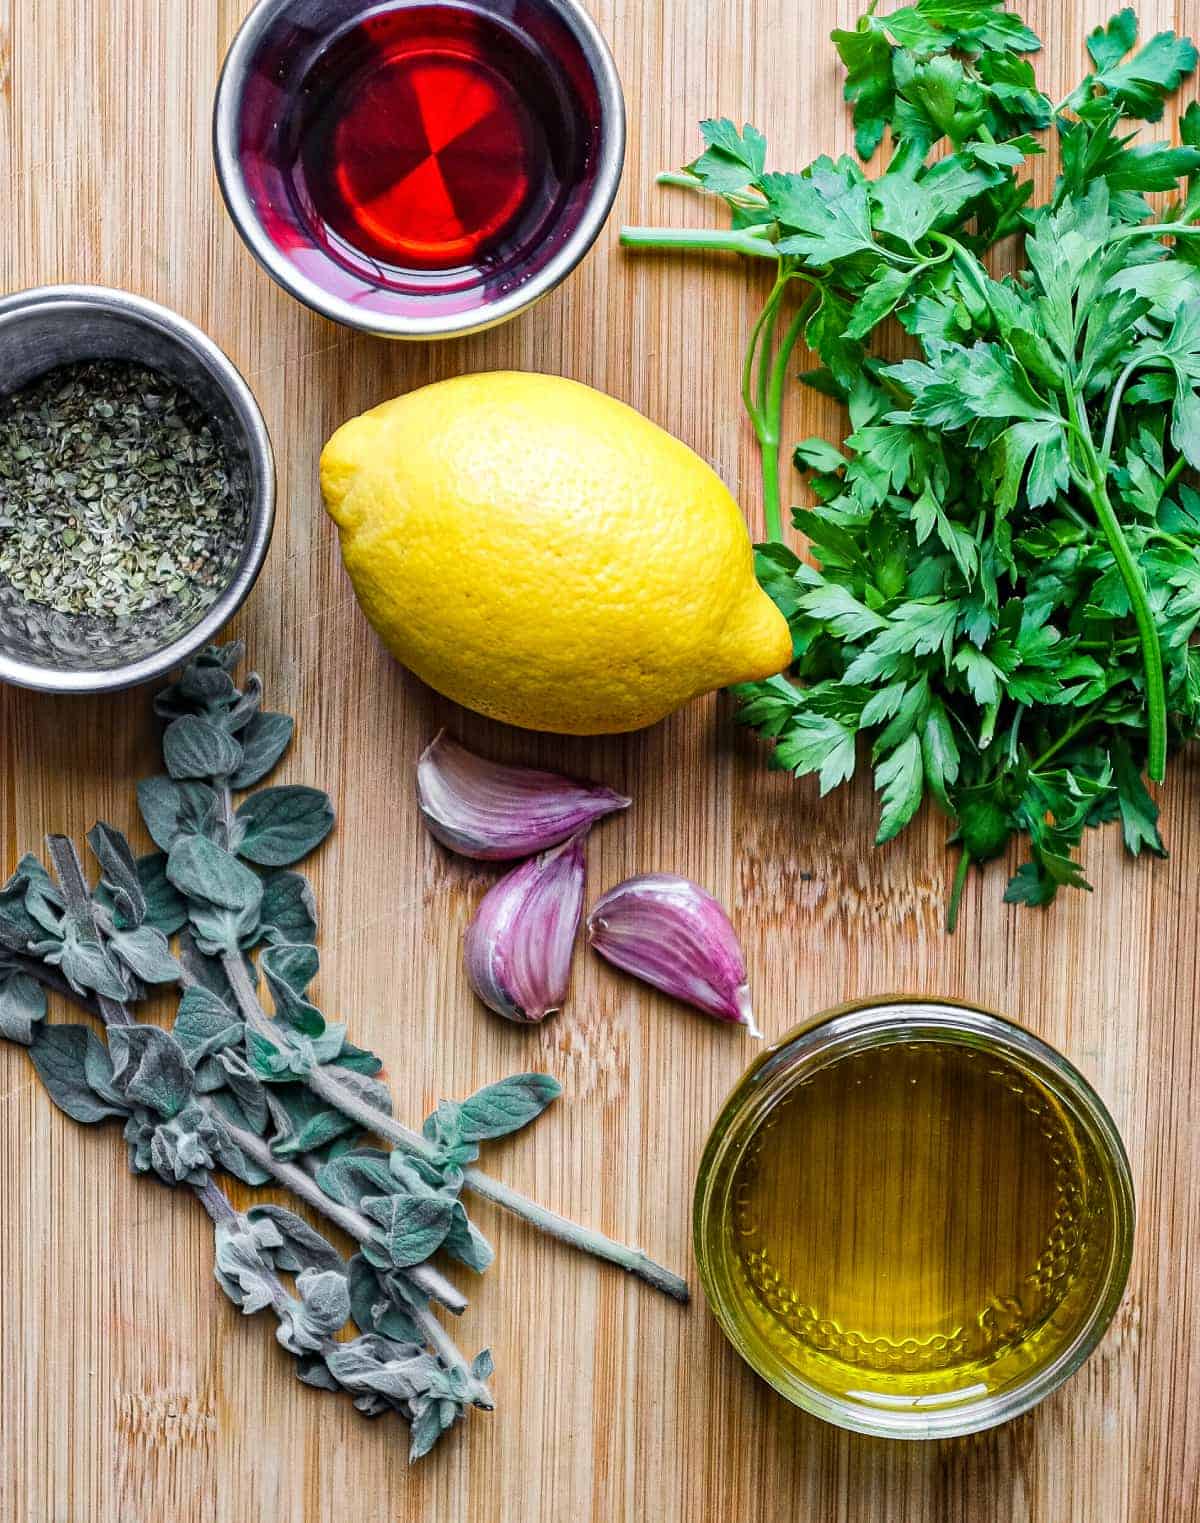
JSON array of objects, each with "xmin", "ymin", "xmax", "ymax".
[
  {"xmin": 1091, "ymin": 25, "xmax": 1199, "ymax": 121},
  {"xmin": 625, "ymin": 1, "xmax": 1200, "ymax": 926}
]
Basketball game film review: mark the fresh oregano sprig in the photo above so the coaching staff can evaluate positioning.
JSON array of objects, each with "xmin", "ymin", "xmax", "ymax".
[{"xmin": 0, "ymin": 641, "xmax": 686, "ymax": 1462}]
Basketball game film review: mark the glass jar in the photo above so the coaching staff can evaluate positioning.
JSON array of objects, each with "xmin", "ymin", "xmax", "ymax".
[{"xmin": 693, "ymin": 997, "xmax": 1135, "ymax": 1439}]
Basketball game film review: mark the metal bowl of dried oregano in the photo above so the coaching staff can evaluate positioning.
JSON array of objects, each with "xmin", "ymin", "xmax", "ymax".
[{"xmin": 0, "ymin": 284, "xmax": 274, "ymax": 693}]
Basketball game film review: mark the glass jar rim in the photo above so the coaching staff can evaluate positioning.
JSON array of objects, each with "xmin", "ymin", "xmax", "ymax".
[{"xmin": 692, "ymin": 995, "xmax": 1136, "ymax": 1440}]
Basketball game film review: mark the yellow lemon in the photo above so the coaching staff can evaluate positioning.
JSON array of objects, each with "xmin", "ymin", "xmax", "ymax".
[{"xmin": 320, "ymin": 372, "xmax": 792, "ymax": 734}]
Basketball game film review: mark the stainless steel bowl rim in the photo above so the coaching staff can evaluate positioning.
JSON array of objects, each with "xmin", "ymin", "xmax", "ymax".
[
  {"xmin": 212, "ymin": 0, "xmax": 627, "ymax": 339},
  {"xmin": 0, "ymin": 283, "xmax": 275, "ymax": 695}
]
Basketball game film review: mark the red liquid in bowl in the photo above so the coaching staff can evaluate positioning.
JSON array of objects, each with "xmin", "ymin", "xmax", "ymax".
[{"xmin": 281, "ymin": 3, "xmax": 585, "ymax": 296}]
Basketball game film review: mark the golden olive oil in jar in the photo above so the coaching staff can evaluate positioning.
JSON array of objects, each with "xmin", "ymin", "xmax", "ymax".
[{"xmin": 693, "ymin": 999, "xmax": 1134, "ymax": 1438}]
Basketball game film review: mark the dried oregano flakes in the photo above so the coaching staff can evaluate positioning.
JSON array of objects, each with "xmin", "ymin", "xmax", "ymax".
[{"xmin": 0, "ymin": 360, "xmax": 244, "ymax": 621}]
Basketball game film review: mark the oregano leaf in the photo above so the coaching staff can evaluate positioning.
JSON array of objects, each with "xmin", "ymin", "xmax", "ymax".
[
  {"xmin": 137, "ymin": 776, "xmax": 220, "ymax": 853},
  {"xmin": 258, "ymin": 872, "xmax": 318, "ymax": 946},
  {"xmin": 214, "ymin": 1215, "xmax": 280, "ymax": 1314},
  {"xmin": 167, "ymin": 835, "xmax": 263, "ymax": 915},
  {"xmin": 0, "ymin": 969, "xmax": 47, "ymax": 1045},
  {"xmin": 443, "ymin": 1204, "xmax": 495, "ymax": 1274},
  {"xmin": 28, "ymin": 1024, "xmax": 129, "ymax": 1124},
  {"xmin": 135, "ymin": 853, "xmax": 188, "ymax": 936},
  {"xmin": 260, "ymin": 943, "xmax": 324, "ymax": 1034},
  {"xmin": 214, "ymin": 1050, "xmax": 271, "ymax": 1134},
  {"xmin": 266, "ymin": 1083, "xmax": 359, "ymax": 1158},
  {"xmin": 456, "ymin": 1074, "xmax": 562, "ymax": 1142},
  {"xmin": 108, "ymin": 925, "xmax": 181, "ymax": 985},
  {"xmin": 87, "ymin": 822, "xmax": 145, "ymax": 929},
  {"xmin": 163, "ymin": 715, "xmax": 244, "ymax": 782},
  {"xmin": 348, "ymin": 1256, "xmax": 423, "ymax": 1343},
  {"xmin": 236, "ymin": 787, "xmax": 335, "ymax": 868},
  {"xmin": 332, "ymin": 1039, "xmax": 384, "ymax": 1078},
  {"xmin": 317, "ymin": 1151, "xmax": 396, "ymax": 1210},
  {"xmin": 362, "ymin": 1193, "xmax": 456, "ymax": 1269},
  {"xmin": 54, "ymin": 929, "xmax": 129, "ymax": 1001},
  {"xmin": 172, "ymin": 985, "xmax": 243, "ymax": 1062},
  {"xmin": 247, "ymin": 1204, "xmax": 345, "ymax": 1274},
  {"xmin": 231, "ymin": 712, "xmax": 295, "ymax": 789},
  {"xmin": 108, "ymin": 1024, "xmax": 196, "ymax": 1119}
]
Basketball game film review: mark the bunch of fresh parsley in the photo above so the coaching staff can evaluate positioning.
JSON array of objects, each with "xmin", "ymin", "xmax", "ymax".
[{"xmin": 622, "ymin": 3, "xmax": 1200, "ymax": 926}]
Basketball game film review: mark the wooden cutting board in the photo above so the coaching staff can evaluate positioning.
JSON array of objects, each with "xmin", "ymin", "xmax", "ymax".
[{"xmin": 1, "ymin": 2, "xmax": 1197, "ymax": 1519}]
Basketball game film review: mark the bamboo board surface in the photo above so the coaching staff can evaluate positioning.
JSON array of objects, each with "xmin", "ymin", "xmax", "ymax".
[{"xmin": 1, "ymin": 1, "xmax": 1198, "ymax": 1519}]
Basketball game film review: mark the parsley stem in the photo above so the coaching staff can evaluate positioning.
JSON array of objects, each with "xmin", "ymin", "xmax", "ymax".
[
  {"xmin": 619, "ymin": 226, "xmax": 779, "ymax": 259},
  {"xmin": 1159, "ymin": 455, "xmax": 1188, "ymax": 501},
  {"xmin": 1070, "ymin": 426, "xmax": 1168, "ymax": 781},
  {"xmin": 1031, "ymin": 702, "xmax": 1104, "ymax": 771},
  {"xmin": 762, "ymin": 293, "xmax": 820, "ymax": 541},
  {"xmin": 1113, "ymin": 221, "xmax": 1200, "ymax": 241},
  {"xmin": 1065, "ymin": 381, "xmax": 1168, "ymax": 781},
  {"xmin": 758, "ymin": 296, "xmax": 782, "ymax": 419},
  {"xmin": 945, "ymin": 851, "xmax": 971, "ymax": 934},
  {"xmin": 752, "ymin": 285, "xmax": 820, "ymax": 543},
  {"xmin": 1101, "ymin": 358, "xmax": 1142, "ymax": 461},
  {"xmin": 654, "ymin": 171, "xmax": 769, "ymax": 216},
  {"xmin": 743, "ymin": 270, "xmax": 788, "ymax": 432},
  {"xmin": 655, "ymin": 170, "xmax": 701, "ymax": 190}
]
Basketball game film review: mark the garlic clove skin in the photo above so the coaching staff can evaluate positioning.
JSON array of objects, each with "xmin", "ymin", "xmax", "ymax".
[
  {"xmin": 417, "ymin": 732, "xmax": 631, "ymax": 860},
  {"xmin": 464, "ymin": 833, "xmax": 587, "ymax": 1023},
  {"xmin": 586, "ymin": 874, "xmax": 761, "ymax": 1037}
]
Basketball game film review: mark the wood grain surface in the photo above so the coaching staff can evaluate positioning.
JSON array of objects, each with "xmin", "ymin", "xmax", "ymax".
[{"xmin": 1, "ymin": 1, "xmax": 1198, "ymax": 1519}]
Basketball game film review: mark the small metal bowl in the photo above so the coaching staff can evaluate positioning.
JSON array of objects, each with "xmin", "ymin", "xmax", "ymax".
[
  {"xmin": 0, "ymin": 284, "xmax": 274, "ymax": 695},
  {"xmin": 212, "ymin": 0, "xmax": 626, "ymax": 340}
]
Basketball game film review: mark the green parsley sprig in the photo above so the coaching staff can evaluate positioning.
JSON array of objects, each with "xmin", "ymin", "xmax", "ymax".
[{"xmin": 623, "ymin": 2, "xmax": 1200, "ymax": 926}]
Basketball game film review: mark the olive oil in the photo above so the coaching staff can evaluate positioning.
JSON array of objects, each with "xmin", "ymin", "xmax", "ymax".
[{"xmin": 694, "ymin": 1003, "xmax": 1134, "ymax": 1436}]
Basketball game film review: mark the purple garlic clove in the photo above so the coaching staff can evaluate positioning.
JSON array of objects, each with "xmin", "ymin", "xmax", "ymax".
[
  {"xmin": 586, "ymin": 874, "xmax": 760, "ymax": 1037},
  {"xmin": 464, "ymin": 832, "xmax": 587, "ymax": 1023},
  {"xmin": 417, "ymin": 731, "xmax": 631, "ymax": 860}
]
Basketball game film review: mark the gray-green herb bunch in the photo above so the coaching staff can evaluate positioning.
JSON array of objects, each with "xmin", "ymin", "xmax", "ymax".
[{"xmin": 0, "ymin": 643, "xmax": 686, "ymax": 1461}]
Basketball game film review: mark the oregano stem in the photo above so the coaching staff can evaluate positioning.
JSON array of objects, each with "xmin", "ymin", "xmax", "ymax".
[
  {"xmin": 196, "ymin": 1178, "xmax": 238, "ymax": 1225},
  {"xmin": 39, "ymin": 838, "xmax": 312, "ymax": 1350},
  {"xmin": 36, "ymin": 846, "xmax": 472, "ymax": 1321},
  {"xmin": 219, "ymin": 952, "xmax": 689, "ymax": 1303},
  {"xmin": 312, "ymin": 1061, "xmax": 690, "ymax": 1302},
  {"xmin": 408, "ymin": 1301, "xmax": 493, "ymax": 1408},
  {"xmin": 225, "ymin": 1118, "xmax": 375, "ymax": 1239},
  {"xmin": 456, "ymin": 1165, "xmax": 690, "ymax": 1302},
  {"xmin": 46, "ymin": 835, "xmax": 134, "ymax": 1031},
  {"xmin": 218, "ymin": 1115, "xmax": 469, "ymax": 1314}
]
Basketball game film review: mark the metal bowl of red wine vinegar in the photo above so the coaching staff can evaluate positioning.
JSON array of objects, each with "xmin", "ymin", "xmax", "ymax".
[{"xmin": 213, "ymin": 0, "xmax": 625, "ymax": 338}]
